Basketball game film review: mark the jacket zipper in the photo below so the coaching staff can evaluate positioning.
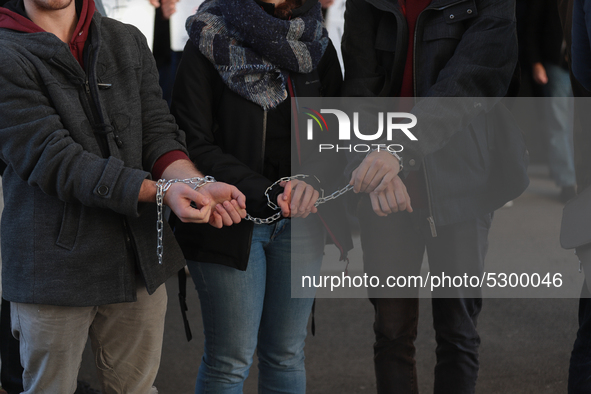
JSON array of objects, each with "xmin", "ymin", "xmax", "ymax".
[
  {"xmin": 261, "ymin": 110, "xmax": 268, "ymax": 173},
  {"xmin": 83, "ymin": 44, "xmax": 111, "ymax": 158},
  {"xmin": 412, "ymin": 3, "xmax": 467, "ymax": 237},
  {"xmin": 85, "ymin": 75, "xmax": 109, "ymax": 158}
]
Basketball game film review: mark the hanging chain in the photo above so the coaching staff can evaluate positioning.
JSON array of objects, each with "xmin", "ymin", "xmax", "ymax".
[
  {"xmin": 156, "ymin": 176, "xmax": 216, "ymax": 264},
  {"xmin": 245, "ymin": 174, "xmax": 354, "ymax": 225}
]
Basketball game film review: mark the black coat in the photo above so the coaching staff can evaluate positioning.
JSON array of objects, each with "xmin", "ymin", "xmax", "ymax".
[
  {"xmin": 171, "ymin": 39, "xmax": 352, "ymax": 270},
  {"xmin": 342, "ymin": 0, "xmax": 529, "ymax": 228}
]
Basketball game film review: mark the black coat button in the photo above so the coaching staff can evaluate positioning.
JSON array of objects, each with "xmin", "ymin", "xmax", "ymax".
[{"xmin": 97, "ymin": 185, "xmax": 109, "ymax": 196}]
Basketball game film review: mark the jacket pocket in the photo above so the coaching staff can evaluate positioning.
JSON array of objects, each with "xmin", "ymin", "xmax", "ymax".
[
  {"xmin": 423, "ymin": 18, "xmax": 466, "ymax": 41},
  {"xmin": 443, "ymin": 0, "xmax": 477, "ymax": 24},
  {"xmin": 55, "ymin": 202, "xmax": 81, "ymax": 250},
  {"xmin": 423, "ymin": 1, "xmax": 477, "ymax": 41}
]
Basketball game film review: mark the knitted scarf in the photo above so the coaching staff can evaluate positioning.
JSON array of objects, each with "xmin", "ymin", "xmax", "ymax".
[{"xmin": 186, "ymin": 0, "xmax": 329, "ymax": 110}]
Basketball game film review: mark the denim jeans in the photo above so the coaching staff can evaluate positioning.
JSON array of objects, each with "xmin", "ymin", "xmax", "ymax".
[
  {"xmin": 358, "ymin": 198, "xmax": 491, "ymax": 394},
  {"xmin": 187, "ymin": 217, "xmax": 324, "ymax": 394},
  {"xmin": 541, "ymin": 63, "xmax": 576, "ymax": 188}
]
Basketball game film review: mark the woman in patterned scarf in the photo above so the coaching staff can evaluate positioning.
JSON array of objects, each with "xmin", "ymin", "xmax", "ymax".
[{"xmin": 170, "ymin": 0, "xmax": 351, "ymax": 392}]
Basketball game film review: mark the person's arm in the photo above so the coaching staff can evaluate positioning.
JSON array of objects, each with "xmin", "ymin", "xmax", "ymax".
[
  {"xmin": 343, "ymin": 0, "xmax": 517, "ymax": 185},
  {"xmin": 524, "ymin": 0, "xmax": 547, "ymax": 84},
  {"xmin": 139, "ymin": 159, "xmax": 246, "ymax": 227},
  {"xmin": 171, "ymin": 40, "xmax": 280, "ymax": 218},
  {"xmin": 0, "ymin": 31, "xmax": 244, "ymax": 227},
  {"xmin": 0, "ymin": 46, "xmax": 150, "ymax": 218},
  {"xmin": 402, "ymin": 0, "xmax": 518, "ymax": 162},
  {"xmin": 126, "ymin": 25, "xmax": 246, "ymax": 227}
]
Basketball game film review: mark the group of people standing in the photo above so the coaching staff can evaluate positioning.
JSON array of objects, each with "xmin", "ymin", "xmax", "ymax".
[{"xmin": 1, "ymin": 0, "xmax": 588, "ymax": 393}]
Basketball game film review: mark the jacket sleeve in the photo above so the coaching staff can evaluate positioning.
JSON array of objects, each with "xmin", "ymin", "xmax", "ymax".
[
  {"xmin": 342, "ymin": 0, "xmax": 518, "ymax": 171},
  {"xmin": 299, "ymin": 40, "xmax": 349, "ymax": 192},
  {"xmin": 171, "ymin": 40, "xmax": 277, "ymax": 217},
  {"xmin": 341, "ymin": 0, "xmax": 388, "ymax": 98},
  {"xmin": 523, "ymin": 0, "xmax": 544, "ymax": 66},
  {"xmin": 0, "ymin": 46, "xmax": 149, "ymax": 218},
  {"xmin": 126, "ymin": 24, "xmax": 190, "ymax": 174}
]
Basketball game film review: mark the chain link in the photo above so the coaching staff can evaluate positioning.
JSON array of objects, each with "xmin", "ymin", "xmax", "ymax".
[
  {"xmin": 245, "ymin": 175, "xmax": 354, "ymax": 225},
  {"xmin": 315, "ymin": 183, "xmax": 355, "ymax": 206},
  {"xmin": 264, "ymin": 174, "xmax": 311, "ymax": 210},
  {"xmin": 156, "ymin": 176, "xmax": 216, "ymax": 264}
]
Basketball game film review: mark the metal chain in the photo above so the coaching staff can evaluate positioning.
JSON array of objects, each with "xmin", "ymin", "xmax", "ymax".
[
  {"xmin": 245, "ymin": 211, "xmax": 284, "ymax": 225},
  {"xmin": 156, "ymin": 176, "xmax": 216, "ymax": 264},
  {"xmin": 264, "ymin": 174, "xmax": 311, "ymax": 210},
  {"xmin": 315, "ymin": 183, "xmax": 355, "ymax": 205},
  {"xmin": 245, "ymin": 175, "xmax": 354, "ymax": 225},
  {"xmin": 156, "ymin": 174, "xmax": 353, "ymax": 263}
]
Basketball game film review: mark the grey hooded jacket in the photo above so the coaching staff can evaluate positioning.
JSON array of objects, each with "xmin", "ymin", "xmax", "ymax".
[{"xmin": 0, "ymin": 12, "xmax": 187, "ymax": 306}]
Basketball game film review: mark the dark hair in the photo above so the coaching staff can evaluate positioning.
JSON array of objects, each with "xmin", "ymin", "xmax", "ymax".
[{"xmin": 274, "ymin": 0, "xmax": 303, "ymax": 19}]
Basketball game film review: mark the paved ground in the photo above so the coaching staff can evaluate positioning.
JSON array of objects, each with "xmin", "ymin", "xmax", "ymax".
[{"xmin": 78, "ymin": 165, "xmax": 582, "ymax": 393}]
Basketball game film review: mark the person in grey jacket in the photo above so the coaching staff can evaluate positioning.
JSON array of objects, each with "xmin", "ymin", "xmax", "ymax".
[
  {"xmin": 0, "ymin": 0, "xmax": 246, "ymax": 392},
  {"xmin": 342, "ymin": 0, "xmax": 528, "ymax": 393}
]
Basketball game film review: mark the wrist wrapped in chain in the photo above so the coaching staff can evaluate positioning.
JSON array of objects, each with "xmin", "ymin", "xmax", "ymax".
[
  {"xmin": 368, "ymin": 146, "xmax": 403, "ymax": 172},
  {"xmin": 245, "ymin": 174, "xmax": 354, "ymax": 225},
  {"xmin": 156, "ymin": 176, "xmax": 216, "ymax": 264}
]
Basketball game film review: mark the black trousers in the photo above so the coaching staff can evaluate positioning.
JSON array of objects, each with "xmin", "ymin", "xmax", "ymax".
[
  {"xmin": 569, "ymin": 280, "xmax": 591, "ymax": 394},
  {"xmin": 358, "ymin": 198, "xmax": 492, "ymax": 394},
  {"xmin": 1, "ymin": 297, "xmax": 24, "ymax": 394}
]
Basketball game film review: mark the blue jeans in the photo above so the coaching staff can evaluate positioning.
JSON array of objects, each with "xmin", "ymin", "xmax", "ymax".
[
  {"xmin": 187, "ymin": 218, "xmax": 324, "ymax": 394},
  {"xmin": 541, "ymin": 63, "xmax": 576, "ymax": 187}
]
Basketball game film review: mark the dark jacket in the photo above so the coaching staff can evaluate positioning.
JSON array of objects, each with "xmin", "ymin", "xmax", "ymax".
[
  {"xmin": 342, "ymin": 0, "xmax": 529, "ymax": 229},
  {"xmin": 171, "ymin": 33, "xmax": 352, "ymax": 270},
  {"xmin": 568, "ymin": 0, "xmax": 591, "ymax": 191},
  {"xmin": 524, "ymin": 0, "xmax": 567, "ymax": 68},
  {"xmin": 0, "ymin": 9, "xmax": 187, "ymax": 306}
]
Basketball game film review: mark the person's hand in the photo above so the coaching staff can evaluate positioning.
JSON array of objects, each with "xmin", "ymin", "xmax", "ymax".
[
  {"xmin": 350, "ymin": 150, "xmax": 401, "ymax": 194},
  {"xmin": 532, "ymin": 62, "xmax": 548, "ymax": 85},
  {"xmin": 369, "ymin": 175, "xmax": 412, "ymax": 216},
  {"xmin": 198, "ymin": 182, "xmax": 247, "ymax": 227},
  {"xmin": 160, "ymin": 0, "xmax": 179, "ymax": 19},
  {"xmin": 164, "ymin": 182, "xmax": 246, "ymax": 228},
  {"xmin": 277, "ymin": 180, "xmax": 319, "ymax": 218},
  {"xmin": 163, "ymin": 182, "xmax": 213, "ymax": 225},
  {"xmin": 148, "ymin": 0, "xmax": 178, "ymax": 19}
]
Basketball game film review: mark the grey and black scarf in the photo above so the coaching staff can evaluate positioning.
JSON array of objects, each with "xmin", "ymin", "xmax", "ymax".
[{"xmin": 186, "ymin": 0, "xmax": 329, "ymax": 110}]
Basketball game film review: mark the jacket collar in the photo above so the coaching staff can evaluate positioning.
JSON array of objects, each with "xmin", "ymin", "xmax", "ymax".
[{"xmin": 365, "ymin": 0, "xmax": 470, "ymax": 14}]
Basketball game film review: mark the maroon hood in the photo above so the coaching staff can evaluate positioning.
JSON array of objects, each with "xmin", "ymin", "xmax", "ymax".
[
  {"xmin": 0, "ymin": 7, "xmax": 44, "ymax": 33},
  {"xmin": 0, "ymin": 0, "xmax": 96, "ymax": 67}
]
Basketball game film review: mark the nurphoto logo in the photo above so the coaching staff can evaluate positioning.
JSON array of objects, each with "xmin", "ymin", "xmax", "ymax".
[{"xmin": 304, "ymin": 108, "xmax": 418, "ymax": 153}]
